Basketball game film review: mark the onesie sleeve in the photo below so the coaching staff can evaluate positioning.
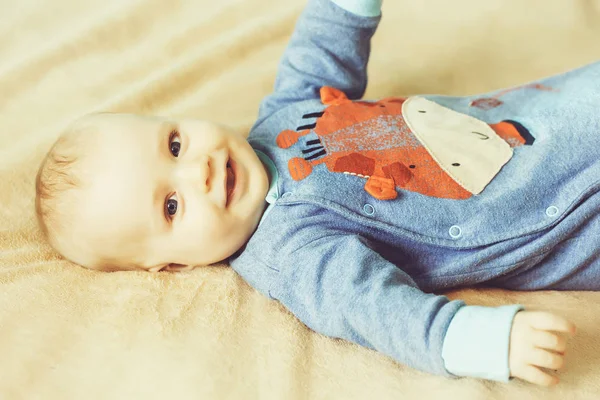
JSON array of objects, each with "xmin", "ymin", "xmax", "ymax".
[
  {"xmin": 253, "ymin": 0, "xmax": 381, "ymax": 127},
  {"xmin": 264, "ymin": 232, "xmax": 525, "ymax": 380},
  {"xmin": 269, "ymin": 233, "xmax": 464, "ymax": 377}
]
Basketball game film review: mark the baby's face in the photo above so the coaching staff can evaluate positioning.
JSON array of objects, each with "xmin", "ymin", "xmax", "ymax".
[{"xmin": 76, "ymin": 114, "xmax": 269, "ymax": 271}]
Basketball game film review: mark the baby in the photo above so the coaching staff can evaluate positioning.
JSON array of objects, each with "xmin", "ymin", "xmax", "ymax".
[{"xmin": 37, "ymin": 0, "xmax": 598, "ymax": 387}]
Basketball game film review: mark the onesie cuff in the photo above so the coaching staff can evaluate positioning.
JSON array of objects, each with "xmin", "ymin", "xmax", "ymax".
[
  {"xmin": 441, "ymin": 304, "xmax": 525, "ymax": 382},
  {"xmin": 330, "ymin": 0, "xmax": 382, "ymax": 17}
]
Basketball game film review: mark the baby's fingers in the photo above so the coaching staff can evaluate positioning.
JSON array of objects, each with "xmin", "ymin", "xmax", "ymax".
[
  {"xmin": 532, "ymin": 330, "xmax": 567, "ymax": 353},
  {"xmin": 518, "ymin": 365, "xmax": 559, "ymax": 387},
  {"xmin": 526, "ymin": 312, "xmax": 577, "ymax": 335},
  {"xmin": 529, "ymin": 348, "xmax": 565, "ymax": 370}
]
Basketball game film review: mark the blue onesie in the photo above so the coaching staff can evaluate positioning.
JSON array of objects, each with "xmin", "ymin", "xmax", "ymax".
[{"xmin": 230, "ymin": 0, "xmax": 600, "ymax": 382}]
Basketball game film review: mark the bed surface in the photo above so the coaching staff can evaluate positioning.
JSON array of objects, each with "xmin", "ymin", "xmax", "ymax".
[{"xmin": 1, "ymin": 0, "xmax": 600, "ymax": 398}]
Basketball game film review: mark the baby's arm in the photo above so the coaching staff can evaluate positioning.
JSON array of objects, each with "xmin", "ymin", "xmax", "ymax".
[
  {"xmin": 266, "ymin": 231, "xmax": 575, "ymax": 383},
  {"xmin": 269, "ymin": 234, "xmax": 463, "ymax": 377},
  {"xmin": 253, "ymin": 0, "xmax": 382, "ymax": 126},
  {"xmin": 268, "ymin": 232, "xmax": 513, "ymax": 380}
]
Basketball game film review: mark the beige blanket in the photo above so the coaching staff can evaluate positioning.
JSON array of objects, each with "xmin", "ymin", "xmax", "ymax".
[{"xmin": 2, "ymin": 0, "xmax": 600, "ymax": 398}]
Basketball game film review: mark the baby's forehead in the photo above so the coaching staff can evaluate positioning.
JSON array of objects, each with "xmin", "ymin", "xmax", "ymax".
[
  {"xmin": 76, "ymin": 158, "xmax": 157, "ymax": 259},
  {"xmin": 75, "ymin": 114, "xmax": 164, "ymax": 226},
  {"xmin": 73, "ymin": 113, "xmax": 174, "ymax": 155}
]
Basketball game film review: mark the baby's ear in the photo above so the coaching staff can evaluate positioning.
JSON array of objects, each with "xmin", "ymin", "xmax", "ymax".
[{"xmin": 163, "ymin": 263, "xmax": 197, "ymax": 273}]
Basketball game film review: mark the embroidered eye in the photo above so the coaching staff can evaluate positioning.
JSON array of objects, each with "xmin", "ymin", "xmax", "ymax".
[
  {"xmin": 169, "ymin": 130, "xmax": 181, "ymax": 157},
  {"xmin": 418, "ymin": 110, "xmax": 426, "ymax": 113},
  {"xmin": 452, "ymin": 163, "xmax": 461, "ymax": 167},
  {"xmin": 409, "ymin": 165, "xmax": 416, "ymax": 169},
  {"xmin": 471, "ymin": 131, "xmax": 489, "ymax": 140},
  {"xmin": 165, "ymin": 194, "xmax": 178, "ymax": 219}
]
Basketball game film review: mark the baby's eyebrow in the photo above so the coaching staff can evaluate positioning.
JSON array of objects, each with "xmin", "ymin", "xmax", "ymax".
[{"xmin": 156, "ymin": 120, "xmax": 179, "ymax": 156}]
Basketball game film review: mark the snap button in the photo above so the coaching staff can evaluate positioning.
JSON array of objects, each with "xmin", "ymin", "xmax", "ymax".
[
  {"xmin": 363, "ymin": 204, "xmax": 375, "ymax": 215},
  {"xmin": 449, "ymin": 225, "xmax": 462, "ymax": 239},
  {"xmin": 546, "ymin": 206, "xmax": 559, "ymax": 217},
  {"xmin": 281, "ymin": 192, "xmax": 292, "ymax": 198}
]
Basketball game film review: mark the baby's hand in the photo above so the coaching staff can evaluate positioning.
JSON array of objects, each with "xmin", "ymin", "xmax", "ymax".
[{"xmin": 509, "ymin": 311, "xmax": 576, "ymax": 386}]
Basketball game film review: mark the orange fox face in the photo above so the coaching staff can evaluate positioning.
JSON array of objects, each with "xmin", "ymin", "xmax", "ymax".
[{"xmin": 276, "ymin": 87, "xmax": 534, "ymax": 201}]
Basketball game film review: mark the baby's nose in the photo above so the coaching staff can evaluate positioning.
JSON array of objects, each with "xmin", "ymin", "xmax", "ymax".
[{"xmin": 177, "ymin": 157, "xmax": 210, "ymax": 193}]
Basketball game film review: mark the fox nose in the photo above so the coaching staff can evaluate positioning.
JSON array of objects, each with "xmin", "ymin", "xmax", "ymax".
[{"xmin": 177, "ymin": 157, "xmax": 210, "ymax": 193}]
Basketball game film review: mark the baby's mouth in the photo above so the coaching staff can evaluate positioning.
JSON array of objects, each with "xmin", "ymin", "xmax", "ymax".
[{"xmin": 225, "ymin": 158, "xmax": 236, "ymax": 207}]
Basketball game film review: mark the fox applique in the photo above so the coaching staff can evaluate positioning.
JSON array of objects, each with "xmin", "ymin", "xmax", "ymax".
[{"xmin": 276, "ymin": 87, "xmax": 534, "ymax": 201}]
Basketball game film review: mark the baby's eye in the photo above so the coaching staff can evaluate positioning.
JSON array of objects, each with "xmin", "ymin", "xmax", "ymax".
[
  {"xmin": 169, "ymin": 130, "xmax": 181, "ymax": 157},
  {"xmin": 165, "ymin": 194, "xmax": 178, "ymax": 219}
]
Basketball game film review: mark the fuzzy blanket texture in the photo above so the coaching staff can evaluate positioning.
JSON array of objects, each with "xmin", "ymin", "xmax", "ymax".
[{"xmin": 1, "ymin": 0, "xmax": 600, "ymax": 399}]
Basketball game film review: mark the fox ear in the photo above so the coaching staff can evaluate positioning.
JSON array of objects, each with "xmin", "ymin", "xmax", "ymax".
[{"xmin": 320, "ymin": 86, "xmax": 349, "ymax": 105}]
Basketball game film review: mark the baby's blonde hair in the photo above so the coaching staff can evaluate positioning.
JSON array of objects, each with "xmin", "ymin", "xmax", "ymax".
[{"xmin": 35, "ymin": 114, "xmax": 144, "ymax": 272}]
